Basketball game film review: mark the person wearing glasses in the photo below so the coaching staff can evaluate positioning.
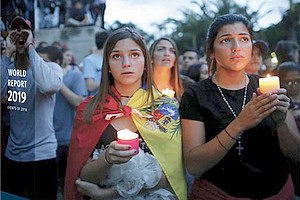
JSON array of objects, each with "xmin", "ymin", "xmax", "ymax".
[
  {"xmin": 278, "ymin": 61, "xmax": 300, "ymax": 130},
  {"xmin": 278, "ymin": 61, "xmax": 300, "ymax": 198}
]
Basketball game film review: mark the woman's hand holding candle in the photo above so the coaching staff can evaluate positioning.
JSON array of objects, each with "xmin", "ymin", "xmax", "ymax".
[
  {"xmin": 258, "ymin": 74, "xmax": 290, "ymax": 123},
  {"xmin": 117, "ymin": 129, "xmax": 140, "ymax": 155},
  {"xmin": 259, "ymin": 74, "xmax": 280, "ymax": 94},
  {"xmin": 269, "ymin": 88, "xmax": 290, "ymax": 123},
  {"xmin": 105, "ymin": 136, "xmax": 139, "ymax": 164}
]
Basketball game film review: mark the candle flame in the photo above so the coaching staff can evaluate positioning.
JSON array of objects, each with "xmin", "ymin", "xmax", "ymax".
[
  {"xmin": 259, "ymin": 74, "xmax": 280, "ymax": 94},
  {"xmin": 117, "ymin": 129, "xmax": 138, "ymax": 140},
  {"xmin": 162, "ymin": 88, "xmax": 175, "ymax": 98}
]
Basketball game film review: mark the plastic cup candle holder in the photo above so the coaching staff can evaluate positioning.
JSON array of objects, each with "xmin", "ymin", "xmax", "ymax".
[
  {"xmin": 259, "ymin": 74, "xmax": 280, "ymax": 94},
  {"xmin": 162, "ymin": 88, "xmax": 175, "ymax": 98},
  {"xmin": 117, "ymin": 129, "xmax": 139, "ymax": 155}
]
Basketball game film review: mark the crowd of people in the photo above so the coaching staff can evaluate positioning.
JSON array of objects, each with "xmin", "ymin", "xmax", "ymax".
[
  {"xmin": 1, "ymin": 13, "xmax": 300, "ymax": 200},
  {"xmin": 36, "ymin": 0, "xmax": 106, "ymax": 29},
  {"xmin": 1, "ymin": 0, "xmax": 106, "ymax": 32}
]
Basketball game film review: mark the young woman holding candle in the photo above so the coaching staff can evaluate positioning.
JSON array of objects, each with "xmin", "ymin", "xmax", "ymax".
[
  {"xmin": 180, "ymin": 14, "xmax": 300, "ymax": 199},
  {"xmin": 149, "ymin": 37, "xmax": 184, "ymax": 101},
  {"xmin": 64, "ymin": 28, "xmax": 187, "ymax": 200},
  {"xmin": 149, "ymin": 37, "xmax": 194, "ymax": 195}
]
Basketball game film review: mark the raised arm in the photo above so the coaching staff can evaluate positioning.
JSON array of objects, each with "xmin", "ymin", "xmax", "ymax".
[
  {"xmin": 59, "ymin": 73, "xmax": 87, "ymax": 107},
  {"xmin": 28, "ymin": 47, "xmax": 63, "ymax": 95},
  {"xmin": 1, "ymin": 31, "xmax": 17, "ymax": 99},
  {"xmin": 18, "ymin": 29, "xmax": 63, "ymax": 95}
]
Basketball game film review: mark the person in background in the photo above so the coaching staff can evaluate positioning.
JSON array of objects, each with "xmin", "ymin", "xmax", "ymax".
[
  {"xmin": 245, "ymin": 40, "xmax": 269, "ymax": 75},
  {"xmin": 62, "ymin": 49, "xmax": 81, "ymax": 72},
  {"xmin": 272, "ymin": 40, "xmax": 299, "ymax": 76},
  {"xmin": 275, "ymin": 40, "xmax": 299, "ymax": 66},
  {"xmin": 149, "ymin": 36, "xmax": 192, "ymax": 196},
  {"xmin": 89, "ymin": 0, "xmax": 106, "ymax": 29},
  {"xmin": 1, "ymin": 16, "xmax": 63, "ymax": 199},
  {"xmin": 35, "ymin": 40, "xmax": 48, "ymax": 51},
  {"xmin": 278, "ymin": 61, "xmax": 300, "ymax": 198},
  {"xmin": 185, "ymin": 62, "xmax": 209, "ymax": 83},
  {"xmin": 98, "ymin": 0, "xmax": 106, "ymax": 29},
  {"xmin": 82, "ymin": 30, "xmax": 109, "ymax": 95},
  {"xmin": 58, "ymin": 0, "xmax": 67, "ymax": 28},
  {"xmin": 52, "ymin": 40, "xmax": 62, "ymax": 50},
  {"xmin": 38, "ymin": 45, "xmax": 88, "ymax": 195},
  {"xmin": 64, "ymin": 27, "xmax": 187, "ymax": 200},
  {"xmin": 199, "ymin": 62, "xmax": 209, "ymax": 81},
  {"xmin": 278, "ymin": 62, "xmax": 300, "ymax": 130},
  {"xmin": 66, "ymin": 0, "xmax": 92, "ymax": 27},
  {"xmin": 180, "ymin": 13, "xmax": 300, "ymax": 199},
  {"xmin": 149, "ymin": 37, "xmax": 184, "ymax": 101},
  {"xmin": 37, "ymin": 0, "xmax": 59, "ymax": 29},
  {"xmin": 180, "ymin": 49, "xmax": 200, "ymax": 75},
  {"xmin": 180, "ymin": 74, "xmax": 197, "ymax": 91}
]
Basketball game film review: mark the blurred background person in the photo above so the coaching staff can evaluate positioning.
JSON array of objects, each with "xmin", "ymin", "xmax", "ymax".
[
  {"xmin": 38, "ymin": 45, "xmax": 88, "ymax": 197},
  {"xmin": 88, "ymin": 0, "xmax": 106, "ymax": 29},
  {"xmin": 185, "ymin": 62, "xmax": 209, "ymax": 83},
  {"xmin": 37, "ymin": 0, "xmax": 59, "ymax": 29},
  {"xmin": 245, "ymin": 40, "xmax": 269, "ymax": 75},
  {"xmin": 275, "ymin": 40, "xmax": 299, "ymax": 65},
  {"xmin": 278, "ymin": 61, "xmax": 300, "ymax": 199},
  {"xmin": 63, "ymin": 49, "xmax": 81, "ymax": 72},
  {"xmin": 149, "ymin": 37, "xmax": 184, "ymax": 101},
  {"xmin": 66, "ymin": 0, "xmax": 92, "ymax": 27},
  {"xmin": 180, "ymin": 49, "xmax": 200, "ymax": 75},
  {"xmin": 273, "ymin": 40, "xmax": 299, "ymax": 75},
  {"xmin": 82, "ymin": 30, "xmax": 109, "ymax": 95},
  {"xmin": 36, "ymin": 40, "xmax": 49, "ymax": 51},
  {"xmin": 199, "ymin": 62, "xmax": 209, "ymax": 81}
]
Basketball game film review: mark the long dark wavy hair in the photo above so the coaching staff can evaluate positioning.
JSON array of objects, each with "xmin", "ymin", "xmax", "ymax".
[{"xmin": 206, "ymin": 14, "xmax": 253, "ymax": 75}]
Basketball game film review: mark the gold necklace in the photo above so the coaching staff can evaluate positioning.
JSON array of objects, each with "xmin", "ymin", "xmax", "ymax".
[{"xmin": 213, "ymin": 73, "xmax": 248, "ymax": 156}]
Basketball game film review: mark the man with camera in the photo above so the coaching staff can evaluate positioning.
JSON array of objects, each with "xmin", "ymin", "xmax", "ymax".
[{"xmin": 1, "ymin": 16, "xmax": 63, "ymax": 199}]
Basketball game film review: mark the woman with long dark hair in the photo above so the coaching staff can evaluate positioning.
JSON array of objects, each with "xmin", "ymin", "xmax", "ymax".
[{"xmin": 180, "ymin": 14, "xmax": 300, "ymax": 199}]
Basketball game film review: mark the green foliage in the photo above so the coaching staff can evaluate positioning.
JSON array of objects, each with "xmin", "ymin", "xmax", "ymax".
[
  {"xmin": 150, "ymin": 0, "xmax": 299, "ymax": 56},
  {"xmin": 153, "ymin": 0, "xmax": 264, "ymax": 55},
  {"xmin": 107, "ymin": 1, "xmax": 299, "ymax": 56},
  {"xmin": 256, "ymin": 2, "xmax": 300, "ymax": 52}
]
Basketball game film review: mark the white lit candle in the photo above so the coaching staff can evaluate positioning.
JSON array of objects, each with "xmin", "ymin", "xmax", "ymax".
[
  {"xmin": 162, "ymin": 88, "xmax": 175, "ymax": 98},
  {"xmin": 259, "ymin": 74, "xmax": 280, "ymax": 93},
  {"xmin": 117, "ymin": 129, "xmax": 139, "ymax": 155}
]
